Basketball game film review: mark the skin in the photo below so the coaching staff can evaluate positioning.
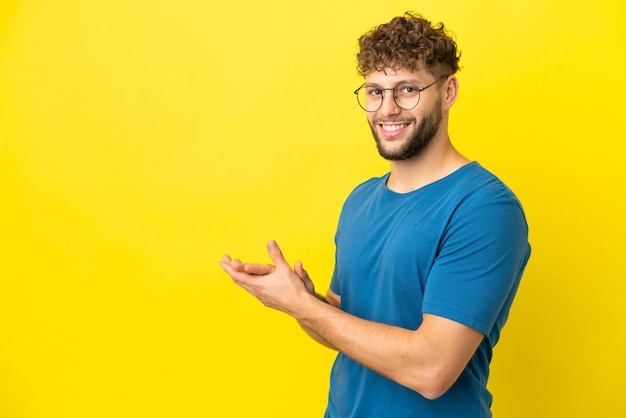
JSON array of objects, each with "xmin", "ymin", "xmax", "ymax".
[
  {"xmin": 219, "ymin": 66, "xmax": 484, "ymax": 400},
  {"xmin": 367, "ymin": 78, "xmax": 443, "ymax": 162}
]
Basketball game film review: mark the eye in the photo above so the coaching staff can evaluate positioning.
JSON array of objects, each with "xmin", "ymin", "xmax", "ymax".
[
  {"xmin": 396, "ymin": 84, "xmax": 419, "ymax": 96},
  {"xmin": 366, "ymin": 88, "xmax": 383, "ymax": 97}
]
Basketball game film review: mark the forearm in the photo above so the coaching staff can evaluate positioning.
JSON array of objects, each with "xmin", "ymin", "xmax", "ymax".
[
  {"xmin": 293, "ymin": 297, "xmax": 480, "ymax": 399},
  {"xmin": 299, "ymin": 293, "xmax": 339, "ymax": 350},
  {"xmin": 300, "ymin": 324, "xmax": 339, "ymax": 350},
  {"xmin": 295, "ymin": 299, "xmax": 429, "ymax": 390}
]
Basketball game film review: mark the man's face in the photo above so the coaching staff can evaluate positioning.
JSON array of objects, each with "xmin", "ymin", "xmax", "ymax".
[{"xmin": 365, "ymin": 68, "xmax": 444, "ymax": 161}]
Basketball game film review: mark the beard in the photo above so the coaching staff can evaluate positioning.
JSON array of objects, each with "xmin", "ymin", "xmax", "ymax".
[{"xmin": 369, "ymin": 100, "xmax": 443, "ymax": 161}]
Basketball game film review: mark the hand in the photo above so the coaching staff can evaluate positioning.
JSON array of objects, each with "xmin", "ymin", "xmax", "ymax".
[
  {"xmin": 293, "ymin": 260, "xmax": 316, "ymax": 296},
  {"xmin": 223, "ymin": 246, "xmax": 317, "ymax": 297},
  {"xmin": 219, "ymin": 240, "xmax": 315, "ymax": 315},
  {"xmin": 225, "ymin": 257, "xmax": 276, "ymax": 275}
]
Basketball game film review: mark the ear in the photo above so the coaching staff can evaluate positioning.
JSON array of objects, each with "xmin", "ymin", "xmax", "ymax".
[{"xmin": 442, "ymin": 75, "xmax": 459, "ymax": 110}]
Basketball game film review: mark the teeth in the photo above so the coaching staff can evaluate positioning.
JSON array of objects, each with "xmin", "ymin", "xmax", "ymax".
[{"xmin": 381, "ymin": 123, "xmax": 408, "ymax": 132}]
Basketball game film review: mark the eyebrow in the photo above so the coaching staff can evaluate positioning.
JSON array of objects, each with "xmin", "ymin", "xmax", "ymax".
[{"xmin": 364, "ymin": 79, "xmax": 423, "ymax": 88}]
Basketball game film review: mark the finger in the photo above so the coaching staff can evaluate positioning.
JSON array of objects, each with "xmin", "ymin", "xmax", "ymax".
[
  {"xmin": 294, "ymin": 260, "xmax": 315, "ymax": 294},
  {"xmin": 294, "ymin": 260, "xmax": 308, "ymax": 280},
  {"xmin": 221, "ymin": 255, "xmax": 248, "ymax": 273},
  {"xmin": 266, "ymin": 240, "xmax": 290, "ymax": 268},
  {"xmin": 243, "ymin": 263, "xmax": 276, "ymax": 275},
  {"xmin": 219, "ymin": 260, "xmax": 253, "ymax": 286},
  {"xmin": 219, "ymin": 260, "xmax": 236, "ymax": 277},
  {"xmin": 229, "ymin": 259, "xmax": 247, "ymax": 273}
]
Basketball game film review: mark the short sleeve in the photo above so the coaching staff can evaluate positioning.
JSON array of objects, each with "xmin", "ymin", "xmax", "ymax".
[{"xmin": 422, "ymin": 191, "xmax": 530, "ymax": 337}]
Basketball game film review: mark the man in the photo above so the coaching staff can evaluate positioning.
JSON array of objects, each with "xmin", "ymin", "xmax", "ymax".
[{"xmin": 220, "ymin": 12, "xmax": 531, "ymax": 418}]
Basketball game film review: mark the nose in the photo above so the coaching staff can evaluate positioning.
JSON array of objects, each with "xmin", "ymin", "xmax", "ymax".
[{"xmin": 379, "ymin": 91, "xmax": 400, "ymax": 116}]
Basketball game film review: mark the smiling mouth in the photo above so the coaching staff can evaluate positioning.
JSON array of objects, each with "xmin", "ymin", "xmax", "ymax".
[
  {"xmin": 377, "ymin": 122, "xmax": 412, "ymax": 139},
  {"xmin": 380, "ymin": 122, "xmax": 410, "ymax": 133}
]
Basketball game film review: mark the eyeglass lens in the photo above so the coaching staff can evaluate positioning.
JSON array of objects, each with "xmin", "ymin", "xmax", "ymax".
[{"xmin": 356, "ymin": 84, "xmax": 421, "ymax": 112}]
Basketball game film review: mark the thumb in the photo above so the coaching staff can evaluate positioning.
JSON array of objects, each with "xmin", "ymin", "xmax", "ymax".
[{"xmin": 266, "ymin": 240, "xmax": 290, "ymax": 267}]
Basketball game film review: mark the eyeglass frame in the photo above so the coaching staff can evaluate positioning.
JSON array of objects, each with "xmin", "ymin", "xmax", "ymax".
[{"xmin": 353, "ymin": 74, "xmax": 450, "ymax": 112}]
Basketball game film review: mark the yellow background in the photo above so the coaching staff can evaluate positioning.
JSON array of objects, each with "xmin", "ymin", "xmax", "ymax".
[{"xmin": 1, "ymin": 0, "xmax": 624, "ymax": 417}]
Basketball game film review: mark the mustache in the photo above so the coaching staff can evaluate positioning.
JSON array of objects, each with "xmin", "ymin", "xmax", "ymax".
[{"xmin": 371, "ymin": 117, "xmax": 416, "ymax": 124}]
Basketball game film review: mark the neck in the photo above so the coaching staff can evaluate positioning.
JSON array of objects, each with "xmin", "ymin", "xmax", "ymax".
[{"xmin": 386, "ymin": 134, "xmax": 470, "ymax": 193}]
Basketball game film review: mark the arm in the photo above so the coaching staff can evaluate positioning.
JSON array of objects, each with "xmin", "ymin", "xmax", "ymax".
[
  {"xmin": 220, "ymin": 240, "xmax": 483, "ymax": 399},
  {"xmin": 299, "ymin": 288, "xmax": 341, "ymax": 350},
  {"xmin": 292, "ymin": 261, "xmax": 342, "ymax": 350},
  {"xmin": 298, "ymin": 300, "xmax": 483, "ymax": 399}
]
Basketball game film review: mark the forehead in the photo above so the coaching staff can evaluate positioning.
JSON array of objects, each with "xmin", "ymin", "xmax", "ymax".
[{"xmin": 364, "ymin": 67, "xmax": 431, "ymax": 86}]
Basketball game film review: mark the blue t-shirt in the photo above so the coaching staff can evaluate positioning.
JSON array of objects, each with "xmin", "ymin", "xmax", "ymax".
[{"xmin": 326, "ymin": 162, "xmax": 531, "ymax": 418}]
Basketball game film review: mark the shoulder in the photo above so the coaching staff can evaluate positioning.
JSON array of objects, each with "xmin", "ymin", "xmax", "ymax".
[
  {"xmin": 446, "ymin": 164, "xmax": 530, "ymax": 243},
  {"xmin": 432, "ymin": 163, "xmax": 529, "ymax": 242},
  {"xmin": 335, "ymin": 174, "xmax": 389, "ymax": 225},
  {"xmin": 344, "ymin": 173, "xmax": 388, "ymax": 202},
  {"xmin": 353, "ymin": 173, "xmax": 388, "ymax": 192},
  {"xmin": 449, "ymin": 163, "xmax": 524, "ymax": 210}
]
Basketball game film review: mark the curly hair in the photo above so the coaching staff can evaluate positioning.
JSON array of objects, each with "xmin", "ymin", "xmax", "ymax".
[{"xmin": 356, "ymin": 12, "xmax": 460, "ymax": 77}]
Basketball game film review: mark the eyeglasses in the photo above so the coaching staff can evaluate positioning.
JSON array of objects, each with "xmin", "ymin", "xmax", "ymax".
[{"xmin": 354, "ymin": 74, "xmax": 449, "ymax": 112}]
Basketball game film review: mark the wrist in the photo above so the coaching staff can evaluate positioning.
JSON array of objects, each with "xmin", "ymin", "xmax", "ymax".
[
  {"xmin": 290, "ymin": 290, "xmax": 329, "ymax": 323},
  {"xmin": 314, "ymin": 292, "xmax": 328, "ymax": 303}
]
